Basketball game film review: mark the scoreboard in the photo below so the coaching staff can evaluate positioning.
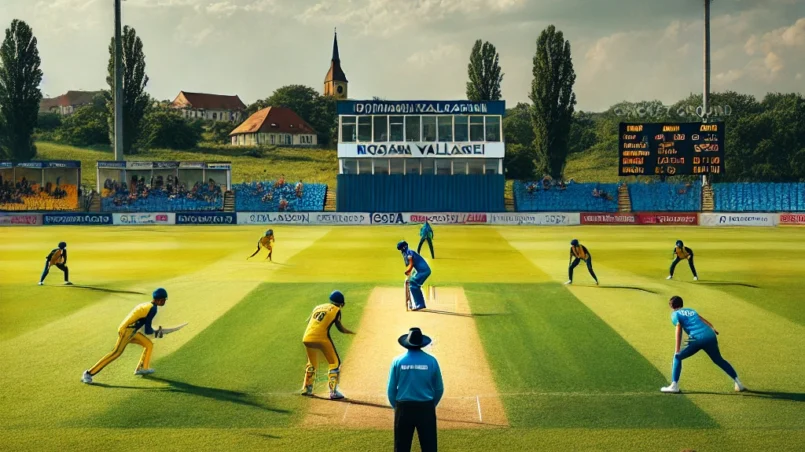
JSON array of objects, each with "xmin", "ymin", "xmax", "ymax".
[{"xmin": 619, "ymin": 122, "xmax": 725, "ymax": 176}]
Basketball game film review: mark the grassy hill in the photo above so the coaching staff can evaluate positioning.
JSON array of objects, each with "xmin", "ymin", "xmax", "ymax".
[
  {"xmin": 35, "ymin": 141, "xmax": 626, "ymax": 188},
  {"xmin": 35, "ymin": 142, "xmax": 338, "ymax": 188}
]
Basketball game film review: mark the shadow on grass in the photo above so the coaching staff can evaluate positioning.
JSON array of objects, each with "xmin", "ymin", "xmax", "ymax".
[
  {"xmin": 60, "ymin": 285, "xmax": 145, "ymax": 296},
  {"xmin": 423, "ymin": 309, "xmax": 511, "ymax": 318},
  {"xmin": 689, "ymin": 281, "xmax": 760, "ymax": 289},
  {"xmin": 96, "ymin": 376, "xmax": 290, "ymax": 413},
  {"xmin": 685, "ymin": 389, "xmax": 804, "ymax": 402},
  {"xmin": 248, "ymin": 433, "xmax": 283, "ymax": 440},
  {"xmin": 596, "ymin": 285, "xmax": 658, "ymax": 294},
  {"xmin": 318, "ymin": 396, "xmax": 392, "ymax": 410}
]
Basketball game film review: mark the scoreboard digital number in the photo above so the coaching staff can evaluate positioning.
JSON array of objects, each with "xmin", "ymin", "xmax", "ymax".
[{"xmin": 619, "ymin": 122, "xmax": 725, "ymax": 176}]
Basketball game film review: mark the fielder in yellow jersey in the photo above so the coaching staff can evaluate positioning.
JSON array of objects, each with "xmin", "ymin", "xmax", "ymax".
[
  {"xmin": 81, "ymin": 288, "xmax": 168, "ymax": 384},
  {"xmin": 248, "ymin": 229, "xmax": 275, "ymax": 261},
  {"xmin": 301, "ymin": 290, "xmax": 355, "ymax": 400}
]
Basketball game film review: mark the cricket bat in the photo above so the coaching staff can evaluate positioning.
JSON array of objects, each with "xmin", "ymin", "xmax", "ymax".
[
  {"xmin": 405, "ymin": 279, "xmax": 412, "ymax": 311},
  {"xmin": 155, "ymin": 322, "xmax": 188, "ymax": 338}
]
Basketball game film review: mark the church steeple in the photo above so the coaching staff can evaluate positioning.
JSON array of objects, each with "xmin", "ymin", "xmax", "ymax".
[{"xmin": 324, "ymin": 28, "xmax": 348, "ymax": 99}]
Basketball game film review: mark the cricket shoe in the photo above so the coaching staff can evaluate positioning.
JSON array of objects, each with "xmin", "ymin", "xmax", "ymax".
[
  {"xmin": 81, "ymin": 370, "xmax": 93, "ymax": 384},
  {"xmin": 134, "ymin": 368, "xmax": 155, "ymax": 376},
  {"xmin": 734, "ymin": 378, "xmax": 746, "ymax": 392},
  {"xmin": 65, "ymin": 281, "xmax": 73, "ymax": 286},
  {"xmin": 38, "ymin": 282, "xmax": 43, "ymax": 286},
  {"xmin": 329, "ymin": 390, "xmax": 345, "ymax": 400},
  {"xmin": 666, "ymin": 275, "xmax": 673, "ymax": 280},
  {"xmin": 660, "ymin": 382, "xmax": 680, "ymax": 393},
  {"xmin": 300, "ymin": 385, "xmax": 314, "ymax": 396},
  {"xmin": 693, "ymin": 276, "xmax": 699, "ymax": 281},
  {"xmin": 564, "ymin": 280, "xmax": 572, "ymax": 285}
]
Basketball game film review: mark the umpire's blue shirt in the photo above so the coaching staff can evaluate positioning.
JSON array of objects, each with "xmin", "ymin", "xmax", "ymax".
[{"xmin": 387, "ymin": 349, "xmax": 444, "ymax": 409}]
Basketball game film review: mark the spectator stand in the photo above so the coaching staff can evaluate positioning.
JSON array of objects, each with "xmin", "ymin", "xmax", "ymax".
[
  {"xmin": 514, "ymin": 179, "xmax": 619, "ymax": 212},
  {"xmin": 97, "ymin": 161, "xmax": 231, "ymax": 212},
  {"xmin": 713, "ymin": 182, "xmax": 805, "ymax": 212},
  {"xmin": 627, "ymin": 180, "xmax": 702, "ymax": 212},
  {"xmin": 0, "ymin": 160, "xmax": 80, "ymax": 211},
  {"xmin": 233, "ymin": 179, "xmax": 327, "ymax": 212}
]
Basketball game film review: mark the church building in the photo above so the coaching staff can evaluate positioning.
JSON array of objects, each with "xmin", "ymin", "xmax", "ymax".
[{"xmin": 323, "ymin": 30, "xmax": 348, "ymax": 100}]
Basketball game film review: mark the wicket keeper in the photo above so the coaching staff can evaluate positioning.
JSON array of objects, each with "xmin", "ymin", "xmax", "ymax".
[
  {"xmin": 81, "ymin": 288, "xmax": 168, "ymax": 384},
  {"xmin": 248, "ymin": 229, "xmax": 275, "ymax": 261},
  {"xmin": 398, "ymin": 240, "xmax": 431, "ymax": 311},
  {"xmin": 39, "ymin": 241, "xmax": 72, "ymax": 286},
  {"xmin": 301, "ymin": 290, "xmax": 355, "ymax": 400},
  {"xmin": 417, "ymin": 220, "xmax": 435, "ymax": 259},
  {"xmin": 667, "ymin": 240, "xmax": 698, "ymax": 281},
  {"xmin": 660, "ymin": 296, "xmax": 744, "ymax": 393},
  {"xmin": 565, "ymin": 239, "xmax": 598, "ymax": 285}
]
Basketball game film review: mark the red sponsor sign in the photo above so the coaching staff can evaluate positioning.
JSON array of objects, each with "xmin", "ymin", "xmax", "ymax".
[
  {"xmin": 0, "ymin": 214, "xmax": 43, "ymax": 226},
  {"xmin": 407, "ymin": 213, "xmax": 488, "ymax": 224},
  {"xmin": 580, "ymin": 213, "xmax": 636, "ymax": 224},
  {"xmin": 780, "ymin": 214, "xmax": 805, "ymax": 225},
  {"xmin": 635, "ymin": 213, "xmax": 698, "ymax": 225}
]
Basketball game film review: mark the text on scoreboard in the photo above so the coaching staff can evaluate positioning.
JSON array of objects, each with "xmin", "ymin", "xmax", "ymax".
[{"xmin": 618, "ymin": 122, "xmax": 725, "ymax": 176}]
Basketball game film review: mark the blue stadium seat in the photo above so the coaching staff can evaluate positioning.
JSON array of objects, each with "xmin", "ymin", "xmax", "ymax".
[
  {"xmin": 233, "ymin": 182, "xmax": 327, "ymax": 212},
  {"xmin": 101, "ymin": 183, "xmax": 223, "ymax": 212},
  {"xmin": 627, "ymin": 181, "xmax": 701, "ymax": 212},
  {"xmin": 514, "ymin": 181, "xmax": 618, "ymax": 212},
  {"xmin": 713, "ymin": 183, "xmax": 805, "ymax": 212}
]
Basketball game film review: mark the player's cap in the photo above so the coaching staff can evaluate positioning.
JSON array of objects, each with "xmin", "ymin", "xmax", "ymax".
[
  {"xmin": 152, "ymin": 288, "xmax": 168, "ymax": 300},
  {"xmin": 58, "ymin": 242, "xmax": 67, "ymax": 249},
  {"xmin": 396, "ymin": 240, "xmax": 408, "ymax": 251},
  {"xmin": 570, "ymin": 239, "xmax": 579, "ymax": 246},
  {"xmin": 266, "ymin": 229, "xmax": 273, "ymax": 236},
  {"xmin": 329, "ymin": 290, "xmax": 345, "ymax": 306},
  {"xmin": 676, "ymin": 240, "xmax": 683, "ymax": 247}
]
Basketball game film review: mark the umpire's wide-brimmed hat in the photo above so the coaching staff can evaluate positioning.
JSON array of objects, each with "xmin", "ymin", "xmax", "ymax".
[{"xmin": 398, "ymin": 327, "xmax": 432, "ymax": 349}]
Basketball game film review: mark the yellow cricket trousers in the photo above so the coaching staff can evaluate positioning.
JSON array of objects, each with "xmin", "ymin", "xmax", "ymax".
[
  {"xmin": 89, "ymin": 327, "xmax": 153, "ymax": 375},
  {"xmin": 303, "ymin": 339, "xmax": 341, "ymax": 391}
]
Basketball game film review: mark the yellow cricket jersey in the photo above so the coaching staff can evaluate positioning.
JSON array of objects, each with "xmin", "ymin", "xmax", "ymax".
[
  {"xmin": 675, "ymin": 246, "xmax": 690, "ymax": 259},
  {"xmin": 49, "ymin": 249, "xmax": 65, "ymax": 265},
  {"xmin": 571, "ymin": 245, "xmax": 588, "ymax": 260},
  {"xmin": 118, "ymin": 302, "xmax": 158, "ymax": 333},
  {"xmin": 259, "ymin": 235, "xmax": 274, "ymax": 249},
  {"xmin": 303, "ymin": 303, "xmax": 341, "ymax": 342}
]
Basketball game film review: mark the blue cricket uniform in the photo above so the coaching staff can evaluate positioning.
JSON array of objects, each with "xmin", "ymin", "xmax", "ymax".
[
  {"xmin": 403, "ymin": 248, "xmax": 431, "ymax": 310},
  {"xmin": 670, "ymin": 308, "xmax": 738, "ymax": 383}
]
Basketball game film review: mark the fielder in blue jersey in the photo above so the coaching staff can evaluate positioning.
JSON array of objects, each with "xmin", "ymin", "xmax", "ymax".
[
  {"xmin": 398, "ymin": 240, "xmax": 431, "ymax": 311},
  {"xmin": 661, "ymin": 296, "xmax": 745, "ymax": 393}
]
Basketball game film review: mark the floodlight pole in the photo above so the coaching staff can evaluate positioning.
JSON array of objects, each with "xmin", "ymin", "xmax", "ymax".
[
  {"xmin": 114, "ymin": 0, "xmax": 124, "ymax": 161},
  {"xmin": 701, "ymin": 0, "xmax": 712, "ymax": 186}
]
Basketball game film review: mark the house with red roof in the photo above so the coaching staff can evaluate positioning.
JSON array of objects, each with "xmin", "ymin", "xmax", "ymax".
[
  {"xmin": 170, "ymin": 91, "xmax": 246, "ymax": 122},
  {"xmin": 39, "ymin": 90, "xmax": 103, "ymax": 115},
  {"xmin": 229, "ymin": 107, "xmax": 318, "ymax": 147}
]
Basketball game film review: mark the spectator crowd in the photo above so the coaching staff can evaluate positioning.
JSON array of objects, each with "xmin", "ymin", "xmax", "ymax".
[
  {"xmin": 0, "ymin": 175, "xmax": 76, "ymax": 210},
  {"xmin": 101, "ymin": 175, "xmax": 223, "ymax": 211}
]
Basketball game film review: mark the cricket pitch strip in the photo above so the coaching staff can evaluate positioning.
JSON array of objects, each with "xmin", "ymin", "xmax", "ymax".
[{"xmin": 302, "ymin": 287, "xmax": 508, "ymax": 429}]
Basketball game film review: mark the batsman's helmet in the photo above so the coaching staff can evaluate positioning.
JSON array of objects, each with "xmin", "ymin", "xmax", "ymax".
[
  {"xmin": 676, "ymin": 240, "xmax": 684, "ymax": 248},
  {"xmin": 397, "ymin": 240, "xmax": 408, "ymax": 251},
  {"xmin": 152, "ymin": 288, "xmax": 168, "ymax": 300},
  {"xmin": 58, "ymin": 242, "xmax": 67, "ymax": 249},
  {"xmin": 266, "ymin": 229, "xmax": 273, "ymax": 236},
  {"xmin": 329, "ymin": 290, "xmax": 345, "ymax": 306},
  {"xmin": 570, "ymin": 239, "xmax": 579, "ymax": 247}
]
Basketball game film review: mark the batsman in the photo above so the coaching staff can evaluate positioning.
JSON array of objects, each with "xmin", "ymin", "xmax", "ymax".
[
  {"xmin": 301, "ymin": 290, "xmax": 355, "ymax": 400},
  {"xmin": 82, "ymin": 288, "xmax": 175, "ymax": 384},
  {"xmin": 398, "ymin": 240, "xmax": 431, "ymax": 311}
]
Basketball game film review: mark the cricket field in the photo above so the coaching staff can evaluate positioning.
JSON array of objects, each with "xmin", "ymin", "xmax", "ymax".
[{"xmin": 1, "ymin": 225, "xmax": 803, "ymax": 451}]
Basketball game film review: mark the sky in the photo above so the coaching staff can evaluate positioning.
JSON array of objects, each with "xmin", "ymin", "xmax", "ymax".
[{"xmin": 1, "ymin": 0, "xmax": 803, "ymax": 112}]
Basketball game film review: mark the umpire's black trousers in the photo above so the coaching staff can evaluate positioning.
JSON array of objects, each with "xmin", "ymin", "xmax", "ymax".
[{"xmin": 394, "ymin": 401, "xmax": 437, "ymax": 452}]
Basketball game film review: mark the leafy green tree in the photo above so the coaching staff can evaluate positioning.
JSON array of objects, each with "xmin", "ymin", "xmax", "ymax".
[
  {"xmin": 466, "ymin": 40, "xmax": 503, "ymax": 101},
  {"xmin": 503, "ymin": 103, "xmax": 534, "ymax": 147},
  {"xmin": 504, "ymin": 143, "xmax": 536, "ymax": 180},
  {"xmin": 207, "ymin": 120, "xmax": 241, "ymax": 144},
  {"xmin": 0, "ymin": 20, "xmax": 43, "ymax": 161},
  {"xmin": 530, "ymin": 25, "xmax": 576, "ymax": 178},
  {"xmin": 57, "ymin": 104, "xmax": 110, "ymax": 147},
  {"xmin": 105, "ymin": 26, "xmax": 149, "ymax": 154},
  {"xmin": 139, "ymin": 108, "xmax": 203, "ymax": 150}
]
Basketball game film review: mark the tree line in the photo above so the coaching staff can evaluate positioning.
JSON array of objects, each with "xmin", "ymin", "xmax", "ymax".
[{"xmin": 1, "ymin": 18, "xmax": 803, "ymax": 182}]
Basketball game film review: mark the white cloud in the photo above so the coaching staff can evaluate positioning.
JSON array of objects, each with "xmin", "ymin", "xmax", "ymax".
[
  {"xmin": 716, "ymin": 69, "xmax": 744, "ymax": 83},
  {"xmin": 407, "ymin": 44, "xmax": 459, "ymax": 66},
  {"xmin": 765, "ymin": 52, "xmax": 784, "ymax": 74}
]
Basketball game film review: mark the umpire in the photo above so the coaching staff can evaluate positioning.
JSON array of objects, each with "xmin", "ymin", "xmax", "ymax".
[
  {"xmin": 417, "ymin": 220, "xmax": 435, "ymax": 259},
  {"xmin": 387, "ymin": 327, "xmax": 444, "ymax": 452}
]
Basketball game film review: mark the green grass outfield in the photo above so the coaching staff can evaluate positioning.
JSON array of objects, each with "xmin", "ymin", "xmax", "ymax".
[{"xmin": 1, "ymin": 225, "xmax": 803, "ymax": 451}]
